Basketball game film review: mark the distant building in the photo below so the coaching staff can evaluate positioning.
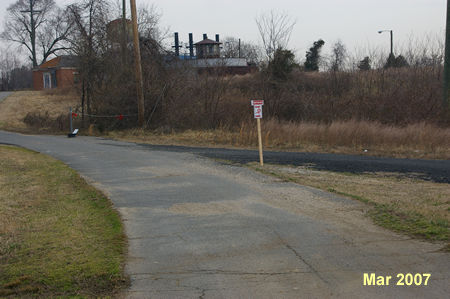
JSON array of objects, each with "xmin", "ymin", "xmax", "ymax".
[
  {"xmin": 32, "ymin": 55, "xmax": 78, "ymax": 90},
  {"xmin": 195, "ymin": 38, "xmax": 221, "ymax": 59},
  {"xmin": 106, "ymin": 18, "xmax": 133, "ymax": 50},
  {"xmin": 171, "ymin": 32, "xmax": 256, "ymax": 75}
]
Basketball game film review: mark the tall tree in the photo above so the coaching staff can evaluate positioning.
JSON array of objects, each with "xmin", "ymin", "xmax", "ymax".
[
  {"xmin": 67, "ymin": 0, "xmax": 110, "ymax": 119},
  {"xmin": 330, "ymin": 40, "xmax": 347, "ymax": 72},
  {"xmin": 1, "ymin": 0, "xmax": 72, "ymax": 67},
  {"xmin": 304, "ymin": 39, "xmax": 325, "ymax": 71},
  {"xmin": 256, "ymin": 10, "xmax": 296, "ymax": 61}
]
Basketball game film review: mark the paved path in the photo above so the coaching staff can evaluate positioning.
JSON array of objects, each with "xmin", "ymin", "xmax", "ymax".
[
  {"xmin": 136, "ymin": 144, "xmax": 450, "ymax": 183},
  {"xmin": 0, "ymin": 91, "xmax": 12, "ymax": 103},
  {"xmin": 1, "ymin": 130, "xmax": 449, "ymax": 298}
]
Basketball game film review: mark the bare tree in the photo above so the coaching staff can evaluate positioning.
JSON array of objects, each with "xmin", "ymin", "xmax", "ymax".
[
  {"xmin": 0, "ymin": 46, "xmax": 32, "ymax": 90},
  {"xmin": 330, "ymin": 40, "xmax": 347, "ymax": 71},
  {"xmin": 255, "ymin": 10, "xmax": 296, "ymax": 60},
  {"xmin": 1, "ymin": 0, "xmax": 72, "ymax": 67},
  {"xmin": 137, "ymin": 3, "xmax": 169, "ymax": 44},
  {"xmin": 67, "ymin": 0, "xmax": 111, "ymax": 120},
  {"xmin": 221, "ymin": 36, "xmax": 262, "ymax": 64}
]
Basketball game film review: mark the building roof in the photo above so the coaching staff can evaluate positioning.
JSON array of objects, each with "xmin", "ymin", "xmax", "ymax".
[
  {"xmin": 107, "ymin": 18, "xmax": 132, "ymax": 26},
  {"xmin": 37, "ymin": 55, "xmax": 78, "ymax": 70},
  {"xmin": 194, "ymin": 38, "xmax": 222, "ymax": 45}
]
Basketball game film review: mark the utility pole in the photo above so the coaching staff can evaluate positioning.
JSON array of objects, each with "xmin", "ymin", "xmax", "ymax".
[
  {"xmin": 238, "ymin": 38, "xmax": 241, "ymax": 58},
  {"xmin": 444, "ymin": 0, "xmax": 450, "ymax": 108},
  {"xmin": 122, "ymin": 0, "xmax": 127, "ymax": 64},
  {"xmin": 130, "ymin": 0, "xmax": 145, "ymax": 127},
  {"xmin": 21, "ymin": 0, "xmax": 42, "ymax": 68}
]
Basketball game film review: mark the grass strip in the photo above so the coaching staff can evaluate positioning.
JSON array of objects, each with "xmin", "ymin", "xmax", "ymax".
[
  {"xmin": 0, "ymin": 146, "xmax": 128, "ymax": 297},
  {"xmin": 248, "ymin": 163, "xmax": 449, "ymax": 243}
]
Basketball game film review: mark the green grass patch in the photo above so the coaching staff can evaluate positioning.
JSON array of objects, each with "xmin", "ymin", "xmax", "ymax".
[
  {"xmin": 369, "ymin": 204, "xmax": 448, "ymax": 241},
  {"xmin": 0, "ymin": 146, "xmax": 128, "ymax": 297}
]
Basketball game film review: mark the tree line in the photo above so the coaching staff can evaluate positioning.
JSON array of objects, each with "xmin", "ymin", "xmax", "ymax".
[{"xmin": 1, "ymin": 1, "xmax": 447, "ymax": 128}]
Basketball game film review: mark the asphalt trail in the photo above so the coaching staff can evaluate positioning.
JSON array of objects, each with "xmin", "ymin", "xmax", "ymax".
[
  {"xmin": 1, "ymin": 131, "xmax": 449, "ymax": 299},
  {"xmin": 125, "ymin": 143, "xmax": 450, "ymax": 183}
]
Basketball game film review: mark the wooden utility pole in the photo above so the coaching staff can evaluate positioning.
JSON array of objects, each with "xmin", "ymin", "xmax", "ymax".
[
  {"xmin": 444, "ymin": 0, "xmax": 450, "ymax": 108},
  {"xmin": 121, "ymin": 0, "xmax": 127, "ymax": 64},
  {"xmin": 21, "ymin": 0, "xmax": 42, "ymax": 68},
  {"xmin": 130, "ymin": 0, "xmax": 145, "ymax": 127}
]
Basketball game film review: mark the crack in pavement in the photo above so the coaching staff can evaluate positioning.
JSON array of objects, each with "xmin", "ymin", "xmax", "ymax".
[
  {"xmin": 130, "ymin": 269, "xmax": 310, "ymax": 277},
  {"xmin": 271, "ymin": 228, "xmax": 329, "ymax": 284}
]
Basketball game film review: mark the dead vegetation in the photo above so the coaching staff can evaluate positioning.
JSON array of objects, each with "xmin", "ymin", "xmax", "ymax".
[
  {"xmin": 108, "ymin": 119, "xmax": 450, "ymax": 160},
  {"xmin": 0, "ymin": 90, "xmax": 77, "ymax": 132}
]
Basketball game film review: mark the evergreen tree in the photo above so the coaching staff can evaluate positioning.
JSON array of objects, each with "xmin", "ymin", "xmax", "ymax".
[
  {"xmin": 358, "ymin": 56, "xmax": 371, "ymax": 71},
  {"xmin": 304, "ymin": 39, "xmax": 325, "ymax": 71},
  {"xmin": 384, "ymin": 54, "xmax": 409, "ymax": 68},
  {"xmin": 268, "ymin": 48, "xmax": 297, "ymax": 81}
]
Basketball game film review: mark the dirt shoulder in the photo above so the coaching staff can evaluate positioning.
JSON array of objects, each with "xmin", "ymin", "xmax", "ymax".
[{"xmin": 247, "ymin": 162, "xmax": 449, "ymax": 246}]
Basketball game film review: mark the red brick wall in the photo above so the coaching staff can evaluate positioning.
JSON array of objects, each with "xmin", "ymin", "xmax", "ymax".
[
  {"xmin": 56, "ymin": 69, "xmax": 75, "ymax": 89},
  {"xmin": 32, "ymin": 70, "xmax": 44, "ymax": 90},
  {"xmin": 32, "ymin": 68, "xmax": 76, "ymax": 90}
]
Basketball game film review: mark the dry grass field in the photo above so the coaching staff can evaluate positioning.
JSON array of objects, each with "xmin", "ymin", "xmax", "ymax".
[
  {"xmin": 108, "ymin": 119, "xmax": 450, "ymax": 160},
  {"xmin": 0, "ymin": 89, "xmax": 77, "ymax": 132}
]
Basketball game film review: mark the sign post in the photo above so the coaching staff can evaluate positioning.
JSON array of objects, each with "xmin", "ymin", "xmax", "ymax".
[{"xmin": 251, "ymin": 100, "xmax": 264, "ymax": 166}]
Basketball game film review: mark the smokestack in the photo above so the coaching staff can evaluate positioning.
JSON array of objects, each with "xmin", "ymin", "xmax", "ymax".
[
  {"xmin": 203, "ymin": 33, "xmax": 207, "ymax": 40},
  {"xmin": 189, "ymin": 33, "xmax": 194, "ymax": 57},
  {"xmin": 215, "ymin": 34, "xmax": 219, "ymax": 42},
  {"xmin": 174, "ymin": 32, "xmax": 180, "ymax": 56}
]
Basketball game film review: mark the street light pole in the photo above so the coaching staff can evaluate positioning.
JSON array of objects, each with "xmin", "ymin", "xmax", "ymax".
[
  {"xmin": 390, "ymin": 30, "xmax": 393, "ymax": 56},
  {"xmin": 378, "ymin": 30, "xmax": 394, "ymax": 56}
]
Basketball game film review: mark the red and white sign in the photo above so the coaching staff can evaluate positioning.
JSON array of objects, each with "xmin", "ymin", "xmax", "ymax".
[
  {"xmin": 251, "ymin": 100, "xmax": 264, "ymax": 106},
  {"xmin": 251, "ymin": 100, "xmax": 264, "ymax": 119},
  {"xmin": 253, "ymin": 105, "xmax": 263, "ymax": 119}
]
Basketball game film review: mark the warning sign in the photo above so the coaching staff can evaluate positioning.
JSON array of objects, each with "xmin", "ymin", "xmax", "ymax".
[
  {"xmin": 253, "ymin": 105, "xmax": 263, "ymax": 119},
  {"xmin": 251, "ymin": 100, "xmax": 264, "ymax": 106},
  {"xmin": 251, "ymin": 100, "xmax": 264, "ymax": 119}
]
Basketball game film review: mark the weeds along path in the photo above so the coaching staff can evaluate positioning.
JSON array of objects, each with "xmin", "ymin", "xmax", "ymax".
[{"xmin": 0, "ymin": 130, "xmax": 449, "ymax": 298}]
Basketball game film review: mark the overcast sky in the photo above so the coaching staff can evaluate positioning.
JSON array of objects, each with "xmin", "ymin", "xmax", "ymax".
[{"xmin": 0, "ymin": 0, "xmax": 447, "ymax": 60}]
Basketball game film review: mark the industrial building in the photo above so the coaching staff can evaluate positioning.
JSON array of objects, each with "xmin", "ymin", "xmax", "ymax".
[{"xmin": 171, "ymin": 32, "xmax": 256, "ymax": 75}]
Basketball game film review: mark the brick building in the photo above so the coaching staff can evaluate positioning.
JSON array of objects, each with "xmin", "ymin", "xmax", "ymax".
[{"xmin": 32, "ymin": 55, "xmax": 78, "ymax": 90}]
